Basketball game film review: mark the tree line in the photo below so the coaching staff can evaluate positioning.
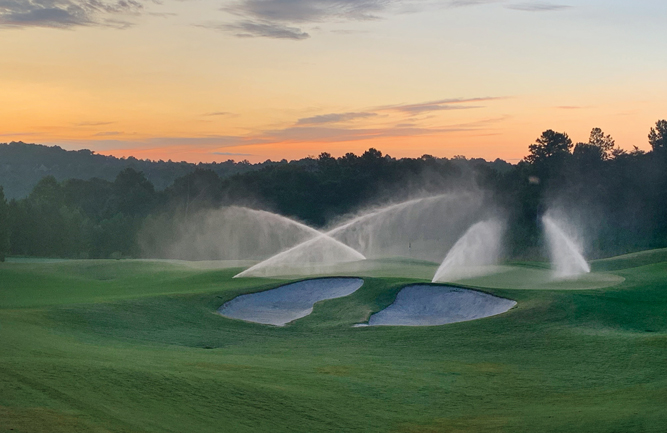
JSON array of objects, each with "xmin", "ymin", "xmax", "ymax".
[
  {"xmin": 0, "ymin": 120, "xmax": 665, "ymax": 262},
  {"xmin": 0, "ymin": 141, "xmax": 273, "ymax": 200}
]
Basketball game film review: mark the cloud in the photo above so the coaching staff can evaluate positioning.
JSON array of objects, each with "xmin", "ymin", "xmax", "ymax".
[
  {"xmin": 147, "ymin": 135, "xmax": 268, "ymax": 147},
  {"xmin": 49, "ymin": 119, "xmax": 494, "ymax": 159},
  {"xmin": 0, "ymin": 0, "xmax": 144, "ymax": 29},
  {"xmin": 261, "ymin": 125, "xmax": 473, "ymax": 144},
  {"xmin": 224, "ymin": 0, "xmax": 388, "ymax": 23},
  {"xmin": 51, "ymin": 96, "xmax": 507, "ymax": 156},
  {"xmin": 448, "ymin": 115, "xmax": 510, "ymax": 128},
  {"xmin": 506, "ymin": 2, "xmax": 570, "ymax": 11},
  {"xmin": 212, "ymin": 151, "xmax": 254, "ymax": 156},
  {"xmin": 0, "ymin": 131, "xmax": 40, "ymax": 137},
  {"xmin": 556, "ymin": 105, "xmax": 581, "ymax": 109},
  {"xmin": 76, "ymin": 120, "xmax": 116, "ymax": 126},
  {"xmin": 293, "ymin": 97, "xmax": 505, "ymax": 127},
  {"xmin": 214, "ymin": 0, "xmax": 417, "ymax": 40},
  {"xmin": 330, "ymin": 28, "xmax": 369, "ymax": 35},
  {"xmin": 0, "ymin": 7, "xmax": 89, "ymax": 27},
  {"xmin": 448, "ymin": 0, "xmax": 500, "ymax": 6},
  {"xmin": 48, "ymin": 135, "xmax": 268, "ymax": 156},
  {"xmin": 297, "ymin": 112, "xmax": 377, "ymax": 125},
  {"xmin": 201, "ymin": 20, "xmax": 309, "ymax": 39},
  {"xmin": 203, "ymin": 111, "xmax": 233, "ymax": 116},
  {"xmin": 212, "ymin": 0, "xmax": 568, "ymax": 40},
  {"xmin": 93, "ymin": 131, "xmax": 123, "ymax": 136},
  {"xmin": 50, "ymin": 121, "xmax": 479, "ymax": 157},
  {"xmin": 380, "ymin": 97, "xmax": 503, "ymax": 115},
  {"xmin": 252, "ymin": 97, "xmax": 508, "ymax": 142},
  {"xmin": 396, "ymin": 103, "xmax": 481, "ymax": 115},
  {"xmin": 449, "ymin": 0, "xmax": 569, "ymax": 10},
  {"xmin": 147, "ymin": 12, "xmax": 177, "ymax": 18},
  {"xmin": 101, "ymin": 18, "xmax": 134, "ymax": 29}
]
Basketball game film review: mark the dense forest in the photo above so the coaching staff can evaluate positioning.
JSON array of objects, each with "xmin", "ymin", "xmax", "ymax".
[
  {"xmin": 0, "ymin": 120, "xmax": 665, "ymax": 262},
  {"xmin": 0, "ymin": 142, "xmax": 278, "ymax": 199}
]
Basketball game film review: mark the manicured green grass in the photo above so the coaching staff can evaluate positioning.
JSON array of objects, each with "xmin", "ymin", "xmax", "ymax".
[
  {"xmin": 454, "ymin": 265, "xmax": 625, "ymax": 290},
  {"xmin": 1, "ymin": 255, "xmax": 666, "ymax": 432}
]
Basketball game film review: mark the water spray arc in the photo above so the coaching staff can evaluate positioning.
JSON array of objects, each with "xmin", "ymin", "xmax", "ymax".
[
  {"xmin": 432, "ymin": 219, "xmax": 505, "ymax": 283},
  {"xmin": 235, "ymin": 193, "xmax": 484, "ymax": 277},
  {"xmin": 542, "ymin": 214, "xmax": 590, "ymax": 279},
  {"xmin": 233, "ymin": 233, "xmax": 366, "ymax": 278},
  {"xmin": 142, "ymin": 206, "xmax": 366, "ymax": 262},
  {"xmin": 327, "ymin": 193, "xmax": 484, "ymax": 261},
  {"xmin": 326, "ymin": 194, "xmax": 451, "ymax": 238}
]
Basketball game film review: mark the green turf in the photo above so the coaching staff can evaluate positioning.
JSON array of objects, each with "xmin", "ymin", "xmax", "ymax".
[
  {"xmin": 591, "ymin": 248, "xmax": 667, "ymax": 272},
  {"xmin": 452, "ymin": 265, "xmax": 625, "ymax": 290},
  {"xmin": 1, "ymin": 254, "xmax": 666, "ymax": 432}
]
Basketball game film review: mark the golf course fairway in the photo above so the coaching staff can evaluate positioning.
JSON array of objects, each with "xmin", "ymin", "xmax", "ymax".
[{"xmin": 1, "ymin": 252, "xmax": 666, "ymax": 432}]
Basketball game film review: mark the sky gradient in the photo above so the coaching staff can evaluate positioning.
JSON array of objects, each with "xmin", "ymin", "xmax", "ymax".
[{"xmin": 1, "ymin": 0, "xmax": 666, "ymax": 163}]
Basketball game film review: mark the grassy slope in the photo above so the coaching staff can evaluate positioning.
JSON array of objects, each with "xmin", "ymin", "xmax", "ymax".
[{"xmin": 1, "ymin": 258, "xmax": 666, "ymax": 432}]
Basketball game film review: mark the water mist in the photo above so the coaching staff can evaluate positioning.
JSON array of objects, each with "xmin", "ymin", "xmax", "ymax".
[
  {"xmin": 432, "ymin": 219, "xmax": 504, "ymax": 282},
  {"xmin": 236, "ymin": 192, "xmax": 488, "ymax": 277},
  {"xmin": 542, "ymin": 214, "xmax": 590, "ymax": 279},
  {"xmin": 140, "ymin": 206, "xmax": 361, "ymax": 262}
]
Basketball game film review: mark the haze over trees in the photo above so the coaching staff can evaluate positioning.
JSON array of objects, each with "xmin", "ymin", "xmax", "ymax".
[{"xmin": 0, "ymin": 120, "xmax": 665, "ymax": 260}]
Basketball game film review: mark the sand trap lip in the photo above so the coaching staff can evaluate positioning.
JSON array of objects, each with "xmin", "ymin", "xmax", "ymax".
[
  {"xmin": 360, "ymin": 284, "xmax": 516, "ymax": 327},
  {"xmin": 218, "ymin": 277, "xmax": 363, "ymax": 326}
]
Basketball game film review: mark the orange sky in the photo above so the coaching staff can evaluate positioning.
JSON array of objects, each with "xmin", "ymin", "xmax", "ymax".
[{"xmin": 1, "ymin": 0, "xmax": 666, "ymax": 163}]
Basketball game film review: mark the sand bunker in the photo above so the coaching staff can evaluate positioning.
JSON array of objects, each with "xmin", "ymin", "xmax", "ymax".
[
  {"xmin": 362, "ymin": 285, "xmax": 516, "ymax": 327},
  {"xmin": 218, "ymin": 277, "xmax": 363, "ymax": 326}
]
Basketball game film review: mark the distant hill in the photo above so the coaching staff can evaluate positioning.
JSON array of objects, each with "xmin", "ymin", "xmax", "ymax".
[
  {"xmin": 0, "ymin": 142, "xmax": 267, "ymax": 199},
  {"xmin": 0, "ymin": 141, "xmax": 514, "ymax": 200}
]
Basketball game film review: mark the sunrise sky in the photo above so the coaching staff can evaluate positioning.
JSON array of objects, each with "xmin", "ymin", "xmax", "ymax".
[{"xmin": 1, "ymin": 0, "xmax": 666, "ymax": 163}]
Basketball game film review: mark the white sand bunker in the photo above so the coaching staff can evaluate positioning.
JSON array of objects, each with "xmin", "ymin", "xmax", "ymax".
[
  {"xmin": 218, "ymin": 278, "xmax": 363, "ymax": 326},
  {"xmin": 363, "ymin": 285, "xmax": 516, "ymax": 327}
]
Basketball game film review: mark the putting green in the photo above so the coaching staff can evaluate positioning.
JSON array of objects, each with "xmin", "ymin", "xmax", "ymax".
[
  {"xmin": 231, "ymin": 258, "xmax": 625, "ymax": 290},
  {"xmin": 591, "ymin": 247, "xmax": 667, "ymax": 271},
  {"xmin": 451, "ymin": 265, "xmax": 625, "ymax": 290},
  {"xmin": 1, "ymin": 251, "xmax": 666, "ymax": 432},
  {"xmin": 232, "ymin": 257, "xmax": 440, "ymax": 280}
]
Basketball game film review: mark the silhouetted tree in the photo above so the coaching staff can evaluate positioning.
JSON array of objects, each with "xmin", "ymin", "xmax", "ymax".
[
  {"xmin": 167, "ymin": 169, "xmax": 223, "ymax": 214},
  {"xmin": 110, "ymin": 168, "xmax": 156, "ymax": 217},
  {"xmin": 587, "ymin": 127, "xmax": 616, "ymax": 160},
  {"xmin": 317, "ymin": 152, "xmax": 336, "ymax": 171},
  {"xmin": 573, "ymin": 142, "xmax": 604, "ymax": 164},
  {"xmin": 62, "ymin": 178, "xmax": 112, "ymax": 222},
  {"xmin": 7, "ymin": 176, "xmax": 87, "ymax": 257},
  {"xmin": 522, "ymin": 130, "xmax": 573, "ymax": 191},
  {"xmin": 29, "ymin": 175, "xmax": 63, "ymax": 206},
  {"xmin": 525, "ymin": 130, "xmax": 573, "ymax": 164},
  {"xmin": 649, "ymin": 119, "xmax": 667, "ymax": 153}
]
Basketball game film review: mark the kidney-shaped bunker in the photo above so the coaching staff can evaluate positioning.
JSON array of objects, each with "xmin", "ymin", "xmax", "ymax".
[
  {"xmin": 364, "ymin": 285, "xmax": 516, "ymax": 327},
  {"xmin": 218, "ymin": 277, "xmax": 363, "ymax": 326}
]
